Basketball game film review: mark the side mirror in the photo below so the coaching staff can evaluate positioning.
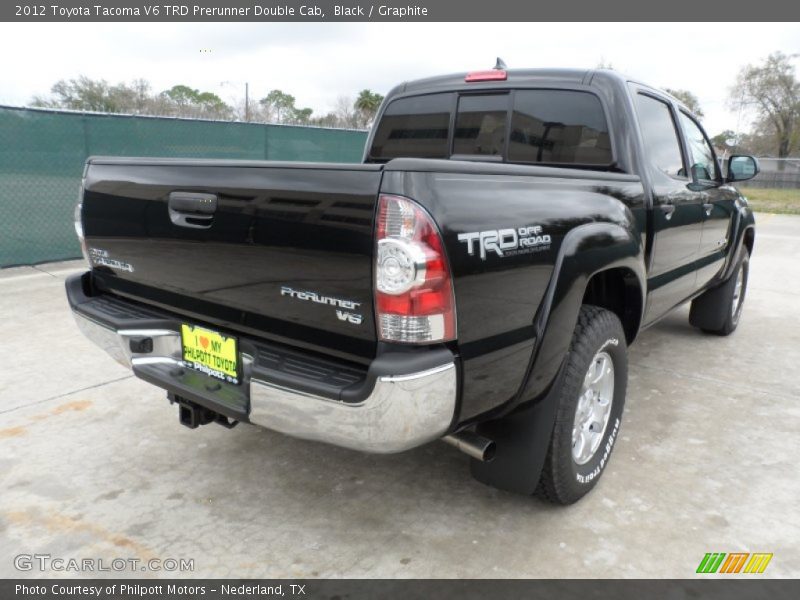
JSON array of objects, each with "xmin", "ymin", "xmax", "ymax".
[{"xmin": 726, "ymin": 155, "xmax": 760, "ymax": 183}]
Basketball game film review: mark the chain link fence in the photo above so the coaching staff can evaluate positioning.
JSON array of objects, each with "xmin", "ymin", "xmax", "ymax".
[
  {"xmin": 0, "ymin": 106, "xmax": 368, "ymax": 267},
  {"xmin": 7, "ymin": 105, "xmax": 793, "ymax": 268},
  {"xmin": 748, "ymin": 158, "xmax": 800, "ymax": 189}
]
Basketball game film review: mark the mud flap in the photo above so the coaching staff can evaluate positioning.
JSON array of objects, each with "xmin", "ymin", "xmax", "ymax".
[
  {"xmin": 689, "ymin": 245, "xmax": 744, "ymax": 331},
  {"xmin": 470, "ymin": 363, "xmax": 564, "ymax": 495},
  {"xmin": 688, "ymin": 282, "xmax": 730, "ymax": 330}
]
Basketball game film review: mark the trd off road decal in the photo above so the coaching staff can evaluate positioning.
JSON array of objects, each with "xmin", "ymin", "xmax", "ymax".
[{"xmin": 458, "ymin": 225, "xmax": 551, "ymax": 260}]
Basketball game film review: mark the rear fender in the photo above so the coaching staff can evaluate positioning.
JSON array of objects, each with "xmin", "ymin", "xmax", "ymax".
[
  {"xmin": 472, "ymin": 221, "xmax": 644, "ymax": 495},
  {"xmin": 518, "ymin": 220, "xmax": 645, "ymax": 407}
]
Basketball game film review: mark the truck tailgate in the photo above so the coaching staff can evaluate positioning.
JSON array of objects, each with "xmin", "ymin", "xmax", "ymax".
[{"xmin": 81, "ymin": 158, "xmax": 383, "ymax": 362}]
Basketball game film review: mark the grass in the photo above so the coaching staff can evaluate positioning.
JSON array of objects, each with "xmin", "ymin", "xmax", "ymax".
[{"xmin": 739, "ymin": 187, "xmax": 800, "ymax": 215}]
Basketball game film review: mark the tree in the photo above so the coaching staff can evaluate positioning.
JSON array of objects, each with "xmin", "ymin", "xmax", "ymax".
[
  {"xmin": 108, "ymin": 78, "xmax": 152, "ymax": 114},
  {"xmin": 293, "ymin": 107, "xmax": 313, "ymax": 125},
  {"xmin": 709, "ymin": 129, "xmax": 742, "ymax": 157},
  {"xmin": 163, "ymin": 84, "xmax": 199, "ymax": 108},
  {"xmin": 330, "ymin": 95, "xmax": 359, "ymax": 128},
  {"xmin": 259, "ymin": 89, "xmax": 296, "ymax": 122},
  {"xmin": 309, "ymin": 112, "xmax": 344, "ymax": 128},
  {"xmin": 31, "ymin": 77, "xmax": 233, "ymax": 120},
  {"xmin": 730, "ymin": 52, "xmax": 800, "ymax": 159},
  {"xmin": 160, "ymin": 85, "xmax": 232, "ymax": 119},
  {"xmin": 32, "ymin": 76, "xmax": 120, "ymax": 112},
  {"xmin": 734, "ymin": 131, "xmax": 777, "ymax": 157},
  {"xmin": 195, "ymin": 91, "xmax": 229, "ymax": 115},
  {"xmin": 710, "ymin": 130, "xmax": 737, "ymax": 149},
  {"xmin": 129, "ymin": 79, "xmax": 152, "ymax": 113},
  {"xmin": 29, "ymin": 75, "xmax": 388, "ymax": 130},
  {"xmin": 354, "ymin": 89, "xmax": 384, "ymax": 128},
  {"xmin": 258, "ymin": 89, "xmax": 314, "ymax": 125},
  {"xmin": 664, "ymin": 88, "xmax": 704, "ymax": 118}
]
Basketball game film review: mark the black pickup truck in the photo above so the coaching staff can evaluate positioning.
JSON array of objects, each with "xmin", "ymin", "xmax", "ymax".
[{"xmin": 67, "ymin": 66, "xmax": 758, "ymax": 503}]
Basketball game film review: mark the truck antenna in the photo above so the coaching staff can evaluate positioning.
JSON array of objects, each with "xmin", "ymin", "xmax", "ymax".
[{"xmin": 494, "ymin": 57, "xmax": 508, "ymax": 70}]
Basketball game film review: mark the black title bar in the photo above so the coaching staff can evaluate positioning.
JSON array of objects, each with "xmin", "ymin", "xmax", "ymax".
[{"xmin": 2, "ymin": 0, "xmax": 799, "ymax": 22}]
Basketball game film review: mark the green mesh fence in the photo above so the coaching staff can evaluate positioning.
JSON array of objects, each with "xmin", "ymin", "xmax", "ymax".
[{"xmin": 0, "ymin": 106, "xmax": 368, "ymax": 267}]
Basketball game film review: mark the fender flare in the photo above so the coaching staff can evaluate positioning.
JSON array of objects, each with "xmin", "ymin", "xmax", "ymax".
[
  {"xmin": 519, "ymin": 220, "xmax": 645, "ymax": 409},
  {"xmin": 721, "ymin": 201, "xmax": 756, "ymax": 281},
  {"xmin": 472, "ymin": 220, "xmax": 645, "ymax": 495}
]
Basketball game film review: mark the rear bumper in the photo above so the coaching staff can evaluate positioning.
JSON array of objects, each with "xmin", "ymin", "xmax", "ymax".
[{"xmin": 67, "ymin": 273, "xmax": 457, "ymax": 453}]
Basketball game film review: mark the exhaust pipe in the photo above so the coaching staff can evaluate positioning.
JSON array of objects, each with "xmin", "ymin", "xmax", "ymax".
[{"xmin": 443, "ymin": 431, "xmax": 496, "ymax": 462}]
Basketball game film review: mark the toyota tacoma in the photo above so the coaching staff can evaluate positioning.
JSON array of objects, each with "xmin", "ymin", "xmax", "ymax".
[{"xmin": 67, "ymin": 65, "xmax": 758, "ymax": 503}]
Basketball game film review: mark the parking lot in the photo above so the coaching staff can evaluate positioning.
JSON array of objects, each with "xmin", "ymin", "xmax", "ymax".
[{"xmin": 1, "ymin": 213, "xmax": 798, "ymax": 579}]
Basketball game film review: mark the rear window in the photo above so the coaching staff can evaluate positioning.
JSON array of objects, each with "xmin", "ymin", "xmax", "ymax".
[
  {"xmin": 453, "ymin": 94, "xmax": 509, "ymax": 157},
  {"xmin": 368, "ymin": 88, "xmax": 612, "ymax": 166},
  {"xmin": 369, "ymin": 93, "xmax": 452, "ymax": 160}
]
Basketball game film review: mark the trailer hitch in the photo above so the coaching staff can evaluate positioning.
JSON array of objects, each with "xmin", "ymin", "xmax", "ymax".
[{"xmin": 169, "ymin": 394, "xmax": 238, "ymax": 430}]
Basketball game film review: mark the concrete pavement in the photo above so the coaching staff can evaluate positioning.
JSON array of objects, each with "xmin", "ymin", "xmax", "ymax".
[{"xmin": 1, "ymin": 214, "xmax": 798, "ymax": 578}]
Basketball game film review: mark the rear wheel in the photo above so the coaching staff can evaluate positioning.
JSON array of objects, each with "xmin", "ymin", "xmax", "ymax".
[{"xmin": 535, "ymin": 305, "xmax": 628, "ymax": 505}]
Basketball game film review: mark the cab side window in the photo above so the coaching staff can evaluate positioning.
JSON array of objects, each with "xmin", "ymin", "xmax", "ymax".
[
  {"xmin": 678, "ymin": 112, "xmax": 718, "ymax": 182},
  {"xmin": 369, "ymin": 93, "xmax": 452, "ymax": 160},
  {"xmin": 634, "ymin": 94, "xmax": 686, "ymax": 179},
  {"xmin": 508, "ymin": 90, "xmax": 612, "ymax": 165}
]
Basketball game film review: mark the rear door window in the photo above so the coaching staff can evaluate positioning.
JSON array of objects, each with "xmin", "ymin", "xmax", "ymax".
[
  {"xmin": 508, "ymin": 90, "xmax": 612, "ymax": 165},
  {"xmin": 678, "ymin": 112, "xmax": 718, "ymax": 182},
  {"xmin": 453, "ymin": 94, "xmax": 510, "ymax": 157},
  {"xmin": 369, "ymin": 93, "xmax": 452, "ymax": 160},
  {"xmin": 634, "ymin": 93, "xmax": 687, "ymax": 179}
]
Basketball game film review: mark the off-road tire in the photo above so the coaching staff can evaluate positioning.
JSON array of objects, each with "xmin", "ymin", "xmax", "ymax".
[{"xmin": 535, "ymin": 305, "xmax": 628, "ymax": 505}]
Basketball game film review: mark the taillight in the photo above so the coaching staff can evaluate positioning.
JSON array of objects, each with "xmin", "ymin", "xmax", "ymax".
[{"xmin": 375, "ymin": 194, "xmax": 456, "ymax": 343}]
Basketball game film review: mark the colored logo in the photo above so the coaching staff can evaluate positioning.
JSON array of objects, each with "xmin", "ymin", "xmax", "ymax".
[{"xmin": 696, "ymin": 552, "xmax": 773, "ymax": 574}]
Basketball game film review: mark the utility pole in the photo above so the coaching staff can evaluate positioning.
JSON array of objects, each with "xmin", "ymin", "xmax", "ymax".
[{"xmin": 220, "ymin": 80, "xmax": 251, "ymax": 122}]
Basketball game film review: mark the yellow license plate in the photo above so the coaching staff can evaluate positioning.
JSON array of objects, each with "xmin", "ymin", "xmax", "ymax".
[{"xmin": 180, "ymin": 324, "xmax": 239, "ymax": 385}]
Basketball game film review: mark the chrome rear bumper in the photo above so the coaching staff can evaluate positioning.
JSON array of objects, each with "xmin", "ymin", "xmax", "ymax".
[
  {"xmin": 250, "ymin": 363, "xmax": 456, "ymax": 453},
  {"xmin": 73, "ymin": 311, "xmax": 457, "ymax": 453}
]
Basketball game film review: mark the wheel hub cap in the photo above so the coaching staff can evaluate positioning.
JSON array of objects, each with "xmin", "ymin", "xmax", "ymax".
[{"xmin": 572, "ymin": 350, "xmax": 615, "ymax": 465}]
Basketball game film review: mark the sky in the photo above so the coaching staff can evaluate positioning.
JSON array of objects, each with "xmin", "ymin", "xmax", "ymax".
[{"xmin": 0, "ymin": 22, "xmax": 798, "ymax": 136}]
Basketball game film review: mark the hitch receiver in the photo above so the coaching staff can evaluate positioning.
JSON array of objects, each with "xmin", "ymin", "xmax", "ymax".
[{"xmin": 169, "ymin": 394, "xmax": 238, "ymax": 430}]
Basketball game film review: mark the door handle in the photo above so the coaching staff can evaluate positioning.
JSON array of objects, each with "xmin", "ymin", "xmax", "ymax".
[
  {"xmin": 660, "ymin": 204, "xmax": 676, "ymax": 221},
  {"xmin": 168, "ymin": 192, "xmax": 217, "ymax": 229},
  {"xmin": 703, "ymin": 203, "xmax": 714, "ymax": 216}
]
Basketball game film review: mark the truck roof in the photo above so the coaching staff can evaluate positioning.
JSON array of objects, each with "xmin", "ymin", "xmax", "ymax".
[
  {"xmin": 392, "ymin": 68, "xmax": 623, "ymax": 96},
  {"xmin": 386, "ymin": 67, "xmax": 692, "ymax": 121}
]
